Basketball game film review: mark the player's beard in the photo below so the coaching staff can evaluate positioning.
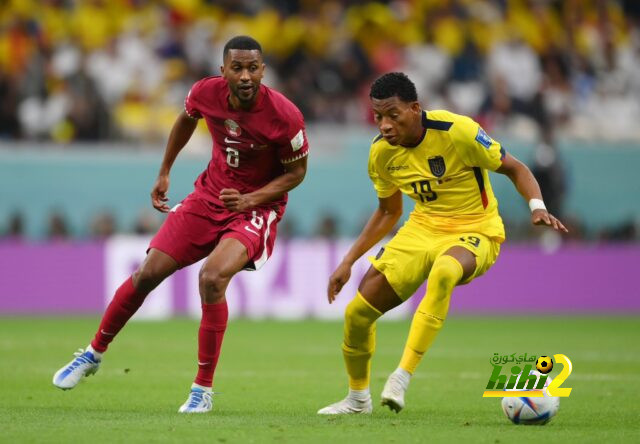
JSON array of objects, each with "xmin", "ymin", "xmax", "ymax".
[{"xmin": 233, "ymin": 83, "xmax": 258, "ymax": 105}]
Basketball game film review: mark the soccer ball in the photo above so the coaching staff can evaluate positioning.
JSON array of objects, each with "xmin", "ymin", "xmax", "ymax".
[
  {"xmin": 501, "ymin": 371, "xmax": 559, "ymax": 425},
  {"xmin": 536, "ymin": 356, "xmax": 554, "ymax": 374},
  {"xmin": 501, "ymin": 394, "xmax": 560, "ymax": 425}
]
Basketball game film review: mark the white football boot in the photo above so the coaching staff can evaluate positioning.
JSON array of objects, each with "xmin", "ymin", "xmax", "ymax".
[
  {"xmin": 380, "ymin": 368, "xmax": 411, "ymax": 413},
  {"xmin": 53, "ymin": 347, "xmax": 101, "ymax": 390},
  {"xmin": 178, "ymin": 387, "xmax": 213, "ymax": 413},
  {"xmin": 317, "ymin": 390, "xmax": 373, "ymax": 415}
]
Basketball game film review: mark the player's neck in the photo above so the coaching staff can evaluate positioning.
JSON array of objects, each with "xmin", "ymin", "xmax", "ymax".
[{"xmin": 401, "ymin": 124, "xmax": 426, "ymax": 148}]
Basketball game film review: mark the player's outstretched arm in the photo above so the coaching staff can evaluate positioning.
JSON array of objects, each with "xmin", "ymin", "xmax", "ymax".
[
  {"xmin": 496, "ymin": 152, "xmax": 568, "ymax": 233},
  {"xmin": 327, "ymin": 191, "xmax": 403, "ymax": 303},
  {"xmin": 151, "ymin": 111, "xmax": 199, "ymax": 212},
  {"xmin": 219, "ymin": 157, "xmax": 307, "ymax": 212}
]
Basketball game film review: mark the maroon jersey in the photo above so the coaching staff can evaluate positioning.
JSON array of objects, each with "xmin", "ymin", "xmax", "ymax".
[{"xmin": 184, "ymin": 76, "xmax": 309, "ymax": 212}]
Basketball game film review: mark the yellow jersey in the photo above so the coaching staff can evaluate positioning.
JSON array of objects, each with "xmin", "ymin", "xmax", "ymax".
[{"xmin": 368, "ymin": 110, "xmax": 506, "ymax": 242}]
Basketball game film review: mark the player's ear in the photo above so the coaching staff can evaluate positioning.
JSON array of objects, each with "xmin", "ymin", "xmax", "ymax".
[
  {"xmin": 410, "ymin": 101, "xmax": 422, "ymax": 115},
  {"xmin": 220, "ymin": 54, "xmax": 227, "ymax": 76}
]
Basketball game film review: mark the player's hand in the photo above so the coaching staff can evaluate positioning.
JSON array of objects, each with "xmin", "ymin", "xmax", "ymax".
[
  {"xmin": 151, "ymin": 175, "xmax": 170, "ymax": 213},
  {"xmin": 327, "ymin": 261, "xmax": 352, "ymax": 304},
  {"xmin": 219, "ymin": 188, "xmax": 253, "ymax": 212},
  {"xmin": 531, "ymin": 209, "xmax": 568, "ymax": 233}
]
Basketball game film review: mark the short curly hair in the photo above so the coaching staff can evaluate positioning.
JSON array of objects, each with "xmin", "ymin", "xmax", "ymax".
[
  {"xmin": 369, "ymin": 72, "xmax": 418, "ymax": 102},
  {"xmin": 223, "ymin": 35, "xmax": 262, "ymax": 59}
]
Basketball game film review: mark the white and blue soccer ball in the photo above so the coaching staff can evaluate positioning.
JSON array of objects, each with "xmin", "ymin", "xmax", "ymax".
[{"xmin": 501, "ymin": 371, "xmax": 560, "ymax": 425}]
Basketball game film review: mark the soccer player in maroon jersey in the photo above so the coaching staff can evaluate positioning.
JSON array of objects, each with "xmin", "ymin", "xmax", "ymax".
[{"xmin": 52, "ymin": 36, "xmax": 309, "ymax": 413}]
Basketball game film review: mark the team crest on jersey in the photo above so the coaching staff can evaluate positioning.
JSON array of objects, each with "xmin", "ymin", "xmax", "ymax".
[
  {"xmin": 428, "ymin": 156, "xmax": 446, "ymax": 177},
  {"xmin": 224, "ymin": 119, "xmax": 242, "ymax": 137}
]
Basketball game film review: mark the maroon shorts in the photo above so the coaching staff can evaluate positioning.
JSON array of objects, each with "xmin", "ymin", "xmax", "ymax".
[{"xmin": 149, "ymin": 194, "xmax": 282, "ymax": 270}]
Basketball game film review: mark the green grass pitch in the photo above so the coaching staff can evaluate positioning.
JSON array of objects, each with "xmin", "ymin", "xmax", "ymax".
[{"xmin": 1, "ymin": 317, "xmax": 639, "ymax": 443}]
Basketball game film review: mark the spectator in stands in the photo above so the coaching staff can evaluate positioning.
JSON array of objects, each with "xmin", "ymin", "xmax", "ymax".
[
  {"xmin": 0, "ymin": 0, "xmax": 638, "ymax": 141},
  {"xmin": 2, "ymin": 211, "xmax": 25, "ymax": 241},
  {"xmin": 46, "ymin": 210, "xmax": 70, "ymax": 240},
  {"xmin": 133, "ymin": 209, "xmax": 161, "ymax": 235},
  {"xmin": 531, "ymin": 141, "xmax": 567, "ymax": 219},
  {"xmin": 315, "ymin": 213, "xmax": 339, "ymax": 239},
  {"xmin": 90, "ymin": 211, "xmax": 117, "ymax": 239}
]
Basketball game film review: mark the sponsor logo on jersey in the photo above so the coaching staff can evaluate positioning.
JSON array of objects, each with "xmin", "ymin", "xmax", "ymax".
[
  {"xmin": 428, "ymin": 155, "xmax": 446, "ymax": 177},
  {"xmin": 224, "ymin": 119, "xmax": 242, "ymax": 137},
  {"xmin": 224, "ymin": 137, "xmax": 241, "ymax": 144},
  {"xmin": 244, "ymin": 225, "xmax": 259, "ymax": 236},
  {"xmin": 290, "ymin": 129, "xmax": 304, "ymax": 151},
  {"xmin": 387, "ymin": 165, "xmax": 409, "ymax": 172},
  {"xmin": 476, "ymin": 127, "xmax": 493, "ymax": 149}
]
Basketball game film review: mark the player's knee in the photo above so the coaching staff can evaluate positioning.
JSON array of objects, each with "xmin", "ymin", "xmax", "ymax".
[
  {"xmin": 132, "ymin": 250, "xmax": 178, "ymax": 292},
  {"xmin": 132, "ymin": 266, "xmax": 165, "ymax": 293},
  {"xmin": 199, "ymin": 268, "xmax": 231, "ymax": 301},
  {"xmin": 344, "ymin": 301, "xmax": 366, "ymax": 331},
  {"xmin": 343, "ymin": 304, "xmax": 376, "ymax": 354},
  {"xmin": 429, "ymin": 256, "xmax": 464, "ymax": 292},
  {"xmin": 344, "ymin": 296, "xmax": 380, "ymax": 331}
]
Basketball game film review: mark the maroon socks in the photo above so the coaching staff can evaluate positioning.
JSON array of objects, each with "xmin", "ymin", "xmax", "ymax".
[
  {"xmin": 90, "ymin": 276, "xmax": 229, "ymax": 389},
  {"xmin": 194, "ymin": 301, "xmax": 229, "ymax": 387},
  {"xmin": 91, "ymin": 277, "xmax": 147, "ymax": 353}
]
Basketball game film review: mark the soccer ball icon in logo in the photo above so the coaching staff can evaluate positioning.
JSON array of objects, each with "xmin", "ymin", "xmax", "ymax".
[{"xmin": 535, "ymin": 356, "xmax": 554, "ymax": 374}]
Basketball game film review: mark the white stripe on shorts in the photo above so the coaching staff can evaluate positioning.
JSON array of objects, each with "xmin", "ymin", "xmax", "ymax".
[{"xmin": 252, "ymin": 210, "xmax": 277, "ymax": 270}]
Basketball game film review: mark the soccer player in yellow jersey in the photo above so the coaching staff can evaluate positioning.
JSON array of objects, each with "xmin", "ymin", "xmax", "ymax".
[{"xmin": 318, "ymin": 72, "xmax": 567, "ymax": 415}]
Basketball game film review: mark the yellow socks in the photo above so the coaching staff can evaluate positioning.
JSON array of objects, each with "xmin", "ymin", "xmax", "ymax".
[
  {"xmin": 342, "ymin": 292, "xmax": 382, "ymax": 390},
  {"xmin": 399, "ymin": 255, "xmax": 464, "ymax": 374},
  {"xmin": 341, "ymin": 255, "xmax": 464, "ymax": 389}
]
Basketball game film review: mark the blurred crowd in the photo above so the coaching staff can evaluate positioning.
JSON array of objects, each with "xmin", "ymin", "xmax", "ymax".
[
  {"xmin": 0, "ymin": 0, "xmax": 639, "ymax": 144},
  {"xmin": 1, "ymin": 205, "xmax": 638, "ymax": 243},
  {"xmin": 1, "ymin": 0, "xmax": 639, "ymax": 243},
  {"xmin": 1, "ymin": 208, "xmax": 163, "ymax": 240}
]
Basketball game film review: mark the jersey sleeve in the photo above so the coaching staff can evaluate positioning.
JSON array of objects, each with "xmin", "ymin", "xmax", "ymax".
[
  {"xmin": 368, "ymin": 146, "xmax": 398, "ymax": 198},
  {"xmin": 451, "ymin": 116, "xmax": 505, "ymax": 171},
  {"xmin": 278, "ymin": 108, "xmax": 309, "ymax": 164},
  {"xmin": 184, "ymin": 79, "xmax": 205, "ymax": 119}
]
